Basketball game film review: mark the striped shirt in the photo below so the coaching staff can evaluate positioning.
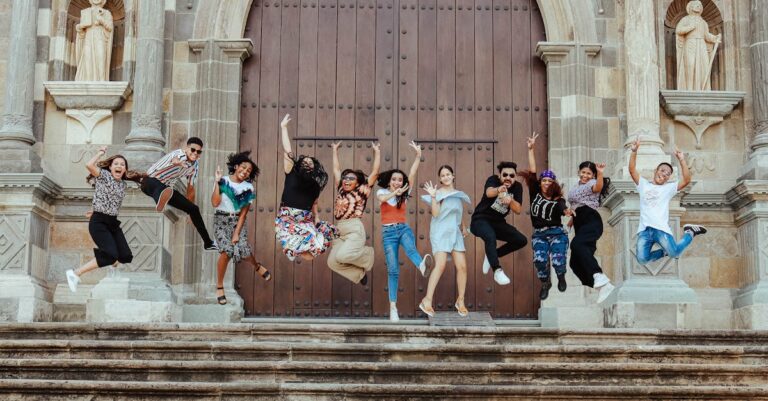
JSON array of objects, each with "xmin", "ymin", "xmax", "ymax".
[{"xmin": 147, "ymin": 149, "xmax": 199, "ymax": 186}]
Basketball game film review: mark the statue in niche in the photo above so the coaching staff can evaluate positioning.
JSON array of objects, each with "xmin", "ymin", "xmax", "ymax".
[
  {"xmin": 74, "ymin": 0, "xmax": 113, "ymax": 81},
  {"xmin": 675, "ymin": 0, "xmax": 721, "ymax": 91}
]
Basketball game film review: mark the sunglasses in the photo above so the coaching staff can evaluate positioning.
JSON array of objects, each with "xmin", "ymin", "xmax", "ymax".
[
  {"xmin": 189, "ymin": 148, "xmax": 203, "ymax": 154},
  {"xmin": 501, "ymin": 172, "xmax": 515, "ymax": 178},
  {"xmin": 342, "ymin": 176, "xmax": 357, "ymax": 182}
]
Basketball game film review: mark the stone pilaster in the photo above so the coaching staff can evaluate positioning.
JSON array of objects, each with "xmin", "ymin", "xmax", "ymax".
[
  {"xmin": 0, "ymin": 0, "xmax": 41, "ymax": 173},
  {"xmin": 0, "ymin": 175, "xmax": 60, "ymax": 321},
  {"xmin": 742, "ymin": 0, "xmax": 768, "ymax": 179},
  {"xmin": 727, "ymin": 182, "xmax": 768, "ymax": 329},
  {"xmin": 622, "ymin": 0, "xmax": 666, "ymax": 161},
  {"xmin": 177, "ymin": 39, "xmax": 253, "ymax": 322},
  {"xmin": 601, "ymin": 182, "xmax": 701, "ymax": 329},
  {"xmin": 123, "ymin": 0, "xmax": 167, "ymax": 170}
]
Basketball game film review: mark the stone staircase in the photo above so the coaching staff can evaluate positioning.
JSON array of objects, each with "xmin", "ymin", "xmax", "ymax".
[{"xmin": 0, "ymin": 323, "xmax": 767, "ymax": 400}]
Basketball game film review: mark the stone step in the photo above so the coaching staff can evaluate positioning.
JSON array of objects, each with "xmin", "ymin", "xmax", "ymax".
[
  {"xmin": 0, "ymin": 380, "xmax": 767, "ymax": 401},
  {"xmin": 1, "ymin": 323, "xmax": 767, "ymax": 346},
  {"xmin": 1, "ymin": 340, "xmax": 767, "ymax": 365},
  {"xmin": 3, "ymin": 359, "xmax": 767, "ymax": 386}
]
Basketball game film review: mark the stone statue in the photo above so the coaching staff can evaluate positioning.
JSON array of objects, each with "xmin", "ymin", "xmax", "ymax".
[
  {"xmin": 74, "ymin": 0, "xmax": 113, "ymax": 81},
  {"xmin": 675, "ymin": 0, "xmax": 721, "ymax": 91}
]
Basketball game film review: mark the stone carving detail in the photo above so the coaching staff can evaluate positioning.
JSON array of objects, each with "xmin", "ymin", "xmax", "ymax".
[
  {"xmin": 0, "ymin": 215, "xmax": 28, "ymax": 271},
  {"xmin": 120, "ymin": 217, "xmax": 161, "ymax": 273},
  {"xmin": 66, "ymin": 109, "xmax": 112, "ymax": 144},
  {"xmin": 75, "ymin": 0, "xmax": 114, "ymax": 81},
  {"xmin": 686, "ymin": 153, "xmax": 716, "ymax": 174},
  {"xmin": 1, "ymin": 114, "xmax": 33, "ymax": 131},
  {"xmin": 675, "ymin": 0, "xmax": 721, "ymax": 91},
  {"xmin": 132, "ymin": 115, "xmax": 162, "ymax": 132},
  {"xmin": 624, "ymin": 0, "xmax": 661, "ymax": 142}
]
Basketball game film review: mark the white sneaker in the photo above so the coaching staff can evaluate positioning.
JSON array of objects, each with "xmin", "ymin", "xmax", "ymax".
[
  {"xmin": 597, "ymin": 282, "xmax": 615, "ymax": 304},
  {"xmin": 418, "ymin": 254, "xmax": 434, "ymax": 278},
  {"xmin": 482, "ymin": 256, "xmax": 491, "ymax": 275},
  {"xmin": 493, "ymin": 269, "xmax": 511, "ymax": 285},
  {"xmin": 593, "ymin": 273, "xmax": 610, "ymax": 288},
  {"xmin": 65, "ymin": 269, "xmax": 80, "ymax": 293},
  {"xmin": 389, "ymin": 305, "xmax": 399, "ymax": 322}
]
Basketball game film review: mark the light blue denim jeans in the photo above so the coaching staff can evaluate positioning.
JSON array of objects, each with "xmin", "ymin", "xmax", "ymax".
[
  {"xmin": 382, "ymin": 223, "xmax": 423, "ymax": 303},
  {"xmin": 635, "ymin": 226, "xmax": 692, "ymax": 264}
]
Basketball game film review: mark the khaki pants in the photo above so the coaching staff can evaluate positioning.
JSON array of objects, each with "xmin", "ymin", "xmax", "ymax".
[{"xmin": 327, "ymin": 218, "xmax": 374, "ymax": 283}]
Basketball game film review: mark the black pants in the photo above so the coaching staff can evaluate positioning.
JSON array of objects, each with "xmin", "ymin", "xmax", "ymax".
[
  {"xmin": 470, "ymin": 217, "xmax": 528, "ymax": 270},
  {"xmin": 89, "ymin": 212, "xmax": 133, "ymax": 267},
  {"xmin": 569, "ymin": 205, "xmax": 604, "ymax": 288},
  {"xmin": 141, "ymin": 177, "xmax": 213, "ymax": 245}
]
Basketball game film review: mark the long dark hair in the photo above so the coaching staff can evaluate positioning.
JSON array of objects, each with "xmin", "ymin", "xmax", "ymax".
[
  {"xmin": 377, "ymin": 169, "xmax": 409, "ymax": 208},
  {"xmin": 85, "ymin": 155, "xmax": 145, "ymax": 186},
  {"xmin": 226, "ymin": 150, "xmax": 260, "ymax": 182},
  {"xmin": 518, "ymin": 170, "xmax": 563, "ymax": 199},
  {"xmin": 579, "ymin": 161, "xmax": 611, "ymax": 204},
  {"xmin": 292, "ymin": 155, "xmax": 328, "ymax": 191},
  {"xmin": 337, "ymin": 169, "xmax": 368, "ymax": 192}
]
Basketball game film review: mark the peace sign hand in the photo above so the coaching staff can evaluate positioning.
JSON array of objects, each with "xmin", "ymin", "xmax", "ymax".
[
  {"xmin": 395, "ymin": 183, "xmax": 410, "ymax": 196},
  {"xmin": 214, "ymin": 165, "xmax": 223, "ymax": 182},
  {"xmin": 280, "ymin": 114, "xmax": 292, "ymax": 128},
  {"xmin": 527, "ymin": 132, "xmax": 539, "ymax": 149}
]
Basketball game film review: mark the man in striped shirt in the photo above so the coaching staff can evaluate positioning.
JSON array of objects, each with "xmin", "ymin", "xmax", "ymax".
[{"xmin": 141, "ymin": 137, "xmax": 218, "ymax": 251}]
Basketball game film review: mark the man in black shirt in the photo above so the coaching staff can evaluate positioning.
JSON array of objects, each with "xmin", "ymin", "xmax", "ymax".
[{"xmin": 470, "ymin": 161, "xmax": 527, "ymax": 285}]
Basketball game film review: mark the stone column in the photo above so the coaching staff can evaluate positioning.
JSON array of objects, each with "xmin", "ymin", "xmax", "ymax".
[
  {"xmin": 123, "ymin": 0, "xmax": 166, "ymax": 170},
  {"xmin": 0, "ymin": 0, "xmax": 41, "ymax": 173},
  {"xmin": 623, "ymin": 0, "xmax": 665, "ymax": 157},
  {"xmin": 744, "ymin": 0, "xmax": 768, "ymax": 179}
]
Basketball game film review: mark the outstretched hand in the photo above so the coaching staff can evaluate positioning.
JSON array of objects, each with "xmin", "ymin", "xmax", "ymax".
[
  {"xmin": 409, "ymin": 140, "xmax": 422, "ymax": 157},
  {"xmin": 595, "ymin": 163, "xmax": 606, "ymax": 174},
  {"xmin": 527, "ymin": 132, "xmax": 539, "ymax": 149},
  {"xmin": 214, "ymin": 165, "xmax": 223, "ymax": 182},
  {"xmin": 423, "ymin": 181, "xmax": 437, "ymax": 198},
  {"xmin": 674, "ymin": 148, "xmax": 685, "ymax": 162},
  {"xmin": 280, "ymin": 114, "xmax": 291, "ymax": 128}
]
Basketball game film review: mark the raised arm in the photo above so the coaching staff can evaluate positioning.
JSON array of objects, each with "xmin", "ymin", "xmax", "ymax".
[
  {"xmin": 675, "ymin": 148, "xmax": 692, "ymax": 191},
  {"xmin": 367, "ymin": 142, "xmax": 381, "ymax": 186},
  {"xmin": 628, "ymin": 137, "xmax": 640, "ymax": 185},
  {"xmin": 592, "ymin": 163, "xmax": 606, "ymax": 194},
  {"xmin": 280, "ymin": 114, "xmax": 294, "ymax": 174},
  {"xmin": 331, "ymin": 141, "xmax": 342, "ymax": 186},
  {"xmin": 211, "ymin": 166, "xmax": 223, "ymax": 208},
  {"xmin": 527, "ymin": 132, "xmax": 538, "ymax": 173},
  {"xmin": 407, "ymin": 140, "xmax": 422, "ymax": 184},
  {"xmin": 86, "ymin": 146, "xmax": 107, "ymax": 177}
]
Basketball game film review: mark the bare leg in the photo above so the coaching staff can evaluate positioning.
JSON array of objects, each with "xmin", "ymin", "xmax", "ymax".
[
  {"xmin": 74, "ymin": 258, "xmax": 99, "ymax": 277},
  {"xmin": 216, "ymin": 252, "xmax": 230, "ymax": 298},
  {"xmin": 453, "ymin": 251, "xmax": 468, "ymax": 308},
  {"xmin": 421, "ymin": 252, "xmax": 448, "ymax": 309},
  {"xmin": 299, "ymin": 252, "xmax": 314, "ymax": 261}
]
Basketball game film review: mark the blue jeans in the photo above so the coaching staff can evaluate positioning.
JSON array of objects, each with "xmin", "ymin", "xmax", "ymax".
[
  {"xmin": 635, "ymin": 227, "xmax": 693, "ymax": 264},
  {"xmin": 532, "ymin": 226, "xmax": 569, "ymax": 280},
  {"xmin": 382, "ymin": 223, "xmax": 423, "ymax": 303}
]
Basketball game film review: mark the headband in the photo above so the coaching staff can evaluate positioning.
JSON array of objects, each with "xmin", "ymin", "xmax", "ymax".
[{"xmin": 540, "ymin": 170, "xmax": 557, "ymax": 180}]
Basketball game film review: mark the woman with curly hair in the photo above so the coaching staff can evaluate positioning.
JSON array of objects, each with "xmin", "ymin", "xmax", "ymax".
[
  {"xmin": 211, "ymin": 151, "xmax": 271, "ymax": 305},
  {"xmin": 327, "ymin": 140, "xmax": 380, "ymax": 285},
  {"xmin": 376, "ymin": 140, "xmax": 433, "ymax": 322},
  {"xmin": 518, "ymin": 132, "xmax": 573, "ymax": 300},
  {"xmin": 65, "ymin": 146, "xmax": 144, "ymax": 293},
  {"xmin": 275, "ymin": 114, "xmax": 337, "ymax": 261}
]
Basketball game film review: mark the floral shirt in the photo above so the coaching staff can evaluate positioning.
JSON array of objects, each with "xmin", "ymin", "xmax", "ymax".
[
  {"xmin": 567, "ymin": 179, "xmax": 600, "ymax": 210},
  {"xmin": 92, "ymin": 168, "xmax": 126, "ymax": 216}
]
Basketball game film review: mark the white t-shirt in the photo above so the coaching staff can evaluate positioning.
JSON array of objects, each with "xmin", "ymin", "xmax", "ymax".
[
  {"xmin": 216, "ymin": 176, "xmax": 255, "ymax": 213},
  {"xmin": 637, "ymin": 177, "xmax": 678, "ymax": 235},
  {"xmin": 376, "ymin": 188, "xmax": 411, "ymax": 206}
]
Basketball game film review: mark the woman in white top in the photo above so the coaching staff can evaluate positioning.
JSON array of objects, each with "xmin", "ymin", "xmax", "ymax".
[{"xmin": 211, "ymin": 151, "xmax": 271, "ymax": 305}]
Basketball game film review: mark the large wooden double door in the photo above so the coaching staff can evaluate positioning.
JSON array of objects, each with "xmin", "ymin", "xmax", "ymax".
[{"xmin": 238, "ymin": 0, "xmax": 548, "ymax": 319}]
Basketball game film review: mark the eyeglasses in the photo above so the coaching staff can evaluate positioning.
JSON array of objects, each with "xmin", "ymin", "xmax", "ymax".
[
  {"xmin": 342, "ymin": 176, "xmax": 357, "ymax": 182},
  {"xmin": 189, "ymin": 148, "xmax": 203, "ymax": 155},
  {"xmin": 501, "ymin": 173, "xmax": 515, "ymax": 178}
]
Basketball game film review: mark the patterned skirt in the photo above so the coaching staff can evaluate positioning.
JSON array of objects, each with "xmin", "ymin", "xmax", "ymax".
[
  {"xmin": 275, "ymin": 206, "xmax": 338, "ymax": 261},
  {"xmin": 214, "ymin": 213, "xmax": 253, "ymax": 262}
]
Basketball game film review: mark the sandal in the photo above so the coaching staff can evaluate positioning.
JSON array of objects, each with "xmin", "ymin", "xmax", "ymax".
[
  {"xmin": 455, "ymin": 302, "xmax": 469, "ymax": 317},
  {"xmin": 216, "ymin": 287, "xmax": 227, "ymax": 305},
  {"xmin": 418, "ymin": 300, "xmax": 435, "ymax": 317},
  {"xmin": 256, "ymin": 263, "xmax": 272, "ymax": 281}
]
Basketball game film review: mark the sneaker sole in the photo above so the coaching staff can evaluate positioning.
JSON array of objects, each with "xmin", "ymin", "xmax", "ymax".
[{"xmin": 156, "ymin": 188, "xmax": 173, "ymax": 213}]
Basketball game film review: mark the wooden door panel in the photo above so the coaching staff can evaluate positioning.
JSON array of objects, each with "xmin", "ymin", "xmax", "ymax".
[{"xmin": 239, "ymin": 0, "xmax": 547, "ymax": 320}]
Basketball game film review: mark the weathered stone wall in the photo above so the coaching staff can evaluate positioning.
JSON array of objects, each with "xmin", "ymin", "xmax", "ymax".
[{"xmin": 0, "ymin": 1, "xmax": 12, "ymax": 112}]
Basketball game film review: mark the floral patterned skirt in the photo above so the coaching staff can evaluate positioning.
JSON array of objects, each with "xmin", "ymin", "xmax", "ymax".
[
  {"xmin": 275, "ymin": 206, "xmax": 337, "ymax": 261},
  {"xmin": 214, "ymin": 213, "xmax": 252, "ymax": 262}
]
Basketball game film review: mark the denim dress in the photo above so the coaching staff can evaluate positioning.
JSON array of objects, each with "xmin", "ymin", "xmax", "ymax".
[{"xmin": 420, "ymin": 190, "xmax": 471, "ymax": 253}]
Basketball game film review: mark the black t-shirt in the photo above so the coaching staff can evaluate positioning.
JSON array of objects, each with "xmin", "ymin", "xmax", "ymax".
[
  {"xmin": 529, "ymin": 180, "xmax": 567, "ymax": 229},
  {"xmin": 280, "ymin": 169, "xmax": 321, "ymax": 210},
  {"xmin": 472, "ymin": 175, "xmax": 523, "ymax": 220}
]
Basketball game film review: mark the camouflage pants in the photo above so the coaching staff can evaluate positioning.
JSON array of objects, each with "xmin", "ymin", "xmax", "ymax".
[{"xmin": 531, "ymin": 226, "xmax": 569, "ymax": 280}]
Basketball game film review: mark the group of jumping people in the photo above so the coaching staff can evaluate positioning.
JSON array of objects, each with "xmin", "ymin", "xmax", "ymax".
[{"xmin": 65, "ymin": 114, "xmax": 708, "ymax": 321}]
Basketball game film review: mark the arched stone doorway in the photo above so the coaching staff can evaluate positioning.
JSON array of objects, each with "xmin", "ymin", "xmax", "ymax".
[{"xmin": 236, "ymin": 0, "xmax": 548, "ymax": 319}]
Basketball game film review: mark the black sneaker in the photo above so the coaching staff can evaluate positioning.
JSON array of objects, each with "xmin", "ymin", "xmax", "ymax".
[
  {"xmin": 683, "ymin": 224, "xmax": 707, "ymax": 237},
  {"xmin": 360, "ymin": 274, "xmax": 368, "ymax": 286},
  {"xmin": 539, "ymin": 279, "xmax": 552, "ymax": 300},
  {"xmin": 557, "ymin": 274, "xmax": 567, "ymax": 292},
  {"xmin": 204, "ymin": 241, "xmax": 219, "ymax": 251}
]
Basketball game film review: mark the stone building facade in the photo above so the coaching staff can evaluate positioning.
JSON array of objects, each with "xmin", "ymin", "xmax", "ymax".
[{"xmin": 0, "ymin": 0, "xmax": 766, "ymax": 329}]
